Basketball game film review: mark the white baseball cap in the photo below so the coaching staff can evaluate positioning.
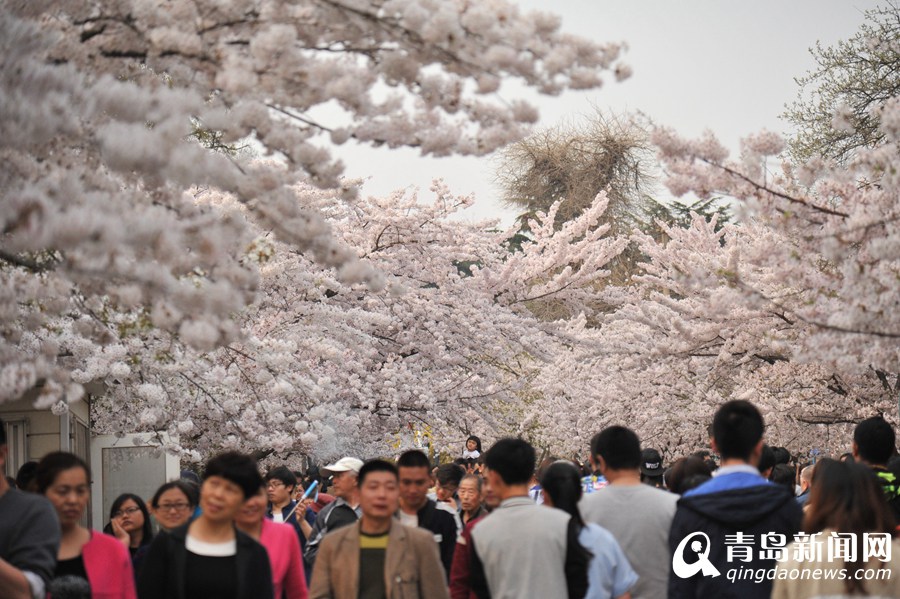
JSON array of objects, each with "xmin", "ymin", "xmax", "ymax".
[{"xmin": 321, "ymin": 457, "xmax": 364, "ymax": 476}]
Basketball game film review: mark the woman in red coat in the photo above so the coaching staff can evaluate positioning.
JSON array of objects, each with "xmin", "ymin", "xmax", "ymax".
[
  {"xmin": 236, "ymin": 484, "xmax": 308, "ymax": 599},
  {"xmin": 36, "ymin": 452, "xmax": 136, "ymax": 599}
]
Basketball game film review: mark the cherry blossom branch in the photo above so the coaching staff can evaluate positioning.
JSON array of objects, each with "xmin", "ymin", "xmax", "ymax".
[{"xmin": 698, "ymin": 157, "xmax": 850, "ymax": 218}]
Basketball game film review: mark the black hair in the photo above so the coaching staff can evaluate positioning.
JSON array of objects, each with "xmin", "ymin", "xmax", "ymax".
[
  {"xmin": 465, "ymin": 435, "xmax": 483, "ymax": 452},
  {"xmin": 854, "ymin": 417, "xmax": 896, "ymax": 465},
  {"xmin": 105, "ymin": 493, "xmax": 153, "ymax": 546},
  {"xmin": 35, "ymin": 452, "xmax": 91, "ymax": 493},
  {"xmin": 483, "ymin": 438, "xmax": 535, "ymax": 485},
  {"xmin": 265, "ymin": 466, "xmax": 297, "ymax": 488},
  {"xmin": 151, "ymin": 480, "xmax": 199, "ymax": 508},
  {"xmin": 0, "ymin": 417, "xmax": 5, "ymax": 446},
  {"xmin": 772, "ymin": 447, "xmax": 792, "ymax": 465},
  {"xmin": 538, "ymin": 461, "xmax": 592, "ymax": 597},
  {"xmin": 770, "ymin": 464, "xmax": 795, "ymax": 492},
  {"xmin": 397, "ymin": 450, "xmax": 431, "ymax": 470},
  {"xmin": 203, "ymin": 451, "xmax": 263, "ymax": 499},
  {"xmin": 590, "ymin": 426, "xmax": 641, "ymax": 470},
  {"xmin": 540, "ymin": 461, "xmax": 586, "ymax": 528},
  {"xmin": 15, "ymin": 461, "xmax": 39, "ymax": 492},
  {"xmin": 435, "ymin": 463, "xmax": 464, "ymax": 487},
  {"xmin": 758, "ymin": 445, "xmax": 775, "ymax": 474},
  {"xmin": 358, "ymin": 459, "xmax": 399, "ymax": 485},
  {"xmin": 712, "ymin": 400, "xmax": 765, "ymax": 461}
]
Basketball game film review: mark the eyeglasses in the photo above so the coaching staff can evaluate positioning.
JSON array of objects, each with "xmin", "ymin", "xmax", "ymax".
[
  {"xmin": 266, "ymin": 481, "xmax": 285, "ymax": 489},
  {"xmin": 156, "ymin": 502, "xmax": 190, "ymax": 512},
  {"xmin": 113, "ymin": 506, "xmax": 142, "ymax": 518}
]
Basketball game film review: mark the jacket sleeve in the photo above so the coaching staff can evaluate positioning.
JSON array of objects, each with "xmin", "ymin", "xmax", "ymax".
[
  {"xmin": 417, "ymin": 531, "xmax": 451, "ymax": 599},
  {"xmin": 449, "ymin": 525, "xmax": 473, "ymax": 599},
  {"xmin": 303, "ymin": 504, "xmax": 330, "ymax": 572},
  {"xmin": 284, "ymin": 526, "xmax": 309, "ymax": 599},
  {"xmin": 6, "ymin": 495, "xmax": 60, "ymax": 591},
  {"xmin": 667, "ymin": 507, "xmax": 696, "ymax": 599},
  {"xmin": 251, "ymin": 544, "xmax": 275, "ymax": 599},
  {"xmin": 307, "ymin": 534, "xmax": 335, "ymax": 599},
  {"xmin": 468, "ymin": 536, "xmax": 490, "ymax": 599},
  {"xmin": 117, "ymin": 541, "xmax": 138, "ymax": 599},
  {"xmin": 438, "ymin": 511, "xmax": 457, "ymax": 580},
  {"xmin": 136, "ymin": 532, "xmax": 170, "ymax": 599}
]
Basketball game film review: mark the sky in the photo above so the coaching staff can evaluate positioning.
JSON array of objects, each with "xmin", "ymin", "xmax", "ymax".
[{"xmin": 333, "ymin": 0, "xmax": 881, "ymax": 225}]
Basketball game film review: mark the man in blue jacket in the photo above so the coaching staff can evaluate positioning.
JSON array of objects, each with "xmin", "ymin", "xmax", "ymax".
[{"xmin": 668, "ymin": 400, "xmax": 802, "ymax": 599}]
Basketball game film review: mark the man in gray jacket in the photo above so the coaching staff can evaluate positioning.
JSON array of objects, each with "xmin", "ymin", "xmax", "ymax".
[{"xmin": 470, "ymin": 438, "xmax": 588, "ymax": 599}]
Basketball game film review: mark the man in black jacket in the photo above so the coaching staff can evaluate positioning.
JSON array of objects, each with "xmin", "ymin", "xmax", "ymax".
[
  {"xmin": 668, "ymin": 400, "xmax": 802, "ymax": 599},
  {"xmin": 302, "ymin": 457, "xmax": 363, "ymax": 582},
  {"xmin": 264, "ymin": 466, "xmax": 314, "ymax": 550},
  {"xmin": 852, "ymin": 416, "xmax": 900, "ymax": 520},
  {"xmin": 396, "ymin": 450, "xmax": 461, "ymax": 578}
]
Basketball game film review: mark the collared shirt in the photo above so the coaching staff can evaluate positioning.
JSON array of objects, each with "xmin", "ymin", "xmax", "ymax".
[
  {"xmin": 460, "ymin": 504, "xmax": 488, "ymax": 525},
  {"xmin": 712, "ymin": 464, "xmax": 763, "ymax": 478}
]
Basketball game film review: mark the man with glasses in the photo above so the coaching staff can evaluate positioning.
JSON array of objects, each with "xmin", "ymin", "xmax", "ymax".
[
  {"xmin": 302, "ymin": 457, "xmax": 363, "ymax": 584},
  {"xmin": 265, "ymin": 466, "xmax": 314, "ymax": 552}
]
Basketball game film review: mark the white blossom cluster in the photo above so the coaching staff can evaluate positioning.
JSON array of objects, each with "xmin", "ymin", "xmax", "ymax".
[
  {"xmin": 9, "ymin": 0, "xmax": 896, "ymax": 463},
  {"xmin": 528, "ymin": 99, "xmax": 900, "ymax": 459},
  {"xmin": 88, "ymin": 181, "xmax": 624, "ymax": 460},
  {"xmin": 1, "ymin": 0, "xmax": 625, "ymax": 458}
]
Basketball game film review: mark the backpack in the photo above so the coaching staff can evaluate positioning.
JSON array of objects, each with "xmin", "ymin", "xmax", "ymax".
[{"xmin": 302, "ymin": 500, "xmax": 359, "ymax": 570}]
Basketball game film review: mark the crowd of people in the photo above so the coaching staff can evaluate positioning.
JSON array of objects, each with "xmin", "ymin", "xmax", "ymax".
[{"xmin": 3, "ymin": 402, "xmax": 900, "ymax": 599}]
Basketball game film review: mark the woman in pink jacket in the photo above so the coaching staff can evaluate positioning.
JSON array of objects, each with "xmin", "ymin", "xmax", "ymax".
[
  {"xmin": 235, "ymin": 484, "xmax": 308, "ymax": 599},
  {"xmin": 36, "ymin": 452, "xmax": 136, "ymax": 599}
]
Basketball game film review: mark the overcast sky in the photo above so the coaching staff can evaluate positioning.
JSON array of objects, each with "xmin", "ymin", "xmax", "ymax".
[{"xmin": 334, "ymin": 0, "xmax": 881, "ymax": 225}]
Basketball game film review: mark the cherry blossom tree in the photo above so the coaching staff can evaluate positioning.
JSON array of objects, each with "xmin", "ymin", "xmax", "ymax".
[
  {"xmin": 0, "ymin": 1, "xmax": 628, "ymax": 436},
  {"xmin": 87, "ymin": 182, "xmax": 624, "ymax": 461},
  {"xmin": 529, "ymin": 98, "xmax": 900, "ymax": 460},
  {"xmin": 784, "ymin": 2, "xmax": 900, "ymax": 163}
]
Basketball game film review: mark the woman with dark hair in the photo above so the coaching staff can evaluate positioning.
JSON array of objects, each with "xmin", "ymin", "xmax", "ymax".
[
  {"xmin": 665, "ymin": 456, "xmax": 712, "ymax": 495},
  {"xmin": 105, "ymin": 493, "xmax": 153, "ymax": 562},
  {"xmin": 36, "ymin": 452, "xmax": 136, "ymax": 599},
  {"xmin": 150, "ymin": 480, "xmax": 199, "ymax": 531},
  {"xmin": 773, "ymin": 459, "xmax": 900, "ymax": 598},
  {"xmin": 540, "ymin": 461, "xmax": 637, "ymax": 599},
  {"xmin": 235, "ymin": 484, "xmax": 308, "ymax": 599},
  {"xmin": 137, "ymin": 451, "xmax": 274, "ymax": 599}
]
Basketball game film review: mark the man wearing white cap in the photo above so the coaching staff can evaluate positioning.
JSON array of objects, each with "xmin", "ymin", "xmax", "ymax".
[{"xmin": 302, "ymin": 457, "xmax": 363, "ymax": 583}]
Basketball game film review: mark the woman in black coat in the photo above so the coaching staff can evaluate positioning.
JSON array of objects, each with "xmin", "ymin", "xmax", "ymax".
[{"xmin": 137, "ymin": 452, "xmax": 274, "ymax": 599}]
